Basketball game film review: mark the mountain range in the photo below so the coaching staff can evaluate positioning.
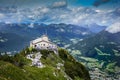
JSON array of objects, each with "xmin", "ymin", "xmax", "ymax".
[
  {"xmin": 71, "ymin": 30, "xmax": 120, "ymax": 57},
  {"xmin": 70, "ymin": 30, "xmax": 120, "ymax": 76},
  {"xmin": 0, "ymin": 23, "xmax": 94, "ymax": 52},
  {"xmin": 0, "ymin": 22, "xmax": 120, "ymax": 79}
]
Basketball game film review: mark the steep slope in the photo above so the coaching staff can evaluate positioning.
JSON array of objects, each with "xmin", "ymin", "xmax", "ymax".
[
  {"xmin": 70, "ymin": 30, "xmax": 120, "ymax": 75},
  {"xmin": 0, "ymin": 48, "xmax": 91, "ymax": 80},
  {"xmin": 0, "ymin": 61, "xmax": 32, "ymax": 80}
]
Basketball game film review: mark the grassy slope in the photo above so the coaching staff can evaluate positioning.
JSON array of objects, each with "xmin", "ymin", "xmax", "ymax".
[
  {"xmin": 0, "ymin": 48, "xmax": 91, "ymax": 80},
  {"xmin": 0, "ymin": 61, "xmax": 66, "ymax": 80},
  {"xmin": 58, "ymin": 49, "xmax": 91, "ymax": 80},
  {"xmin": 0, "ymin": 61, "xmax": 31, "ymax": 80}
]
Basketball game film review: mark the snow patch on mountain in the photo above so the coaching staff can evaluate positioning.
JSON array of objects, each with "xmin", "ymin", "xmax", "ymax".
[{"xmin": 106, "ymin": 22, "xmax": 120, "ymax": 33}]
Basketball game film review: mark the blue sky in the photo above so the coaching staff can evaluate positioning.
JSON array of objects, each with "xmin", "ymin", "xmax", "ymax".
[
  {"xmin": 0, "ymin": 0, "xmax": 119, "ymax": 8},
  {"xmin": 68, "ymin": 0, "xmax": 96, "ymax": 6}
]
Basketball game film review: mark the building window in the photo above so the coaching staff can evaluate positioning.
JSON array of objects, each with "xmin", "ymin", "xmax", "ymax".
[
  {"xmin": 35, "ymin": 45, "xmax": 37, "ymax": 47},
  {"xmin": 43, "ymin": 44, "xmax": 45, "ymax": 46}
]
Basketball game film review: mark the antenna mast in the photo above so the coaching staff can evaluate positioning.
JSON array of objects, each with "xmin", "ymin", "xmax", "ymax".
[{"xmin": 45, "ymin": 29, "xmax": 47, "ymax": 36}]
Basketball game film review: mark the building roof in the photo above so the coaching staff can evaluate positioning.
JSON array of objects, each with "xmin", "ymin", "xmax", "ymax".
[
  {"xmin": 30, "ymin": 35, "xmax": 57, "ymax": 47},
  {"xmin": 41, "ymin": 34, "xmax": 48, "ymax": 38},
  {"xmin": 31, "ymin": 35, "xmax": 50, "ymax": 44},
  {"xmin": 32, "ymin": 40, "xmax": 52, "ymax": 45}
]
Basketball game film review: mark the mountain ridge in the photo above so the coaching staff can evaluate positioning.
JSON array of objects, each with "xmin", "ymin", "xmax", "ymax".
[
  {"xmin": 0, "ymin": 48, "xmax": 91, "ymax": 80},
  {"xmin": 0, "ymin": 23, "xmax": 94, "ymax": 52}
]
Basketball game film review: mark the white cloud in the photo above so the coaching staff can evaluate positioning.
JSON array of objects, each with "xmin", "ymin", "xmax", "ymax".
[
  {"xmin": 0, "ymin": 13, "xmax": 5, "ymax": 18},
  {"xmin": 106, "ymin": 22, "xmax": 120, "ymax": 33},
  {"xmin": 59, "ymin": 14, "xmax": 67, "ymax": 19},
  {"xmin": 66, "ymin": 7, "xmax": 120, "ymax": 26},
  {"xmin": 28, "ymin": 23, "xmax": 34, "ymax": 28},
  {"xmin": 40, "ymin": 7, "xmax": 49, "ymax": 13},
  {"xmin": 52, "ymin": 1, "xmax": 67, "ymax": 8},
  {"xmin": 0, "ymin": 5, "xmax": 119, "ymax": 28},
  {"xmin": 95, "ymin": 10, "xmax": 102, "ymax": 13},
  {"xmin": 5, "ymin": 21, "xmax": 12, "ymax": 24}
]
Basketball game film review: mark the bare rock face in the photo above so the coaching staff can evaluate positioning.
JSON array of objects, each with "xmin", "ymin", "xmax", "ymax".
[{"xmin": 26, "ymin": 52, "xmax": 45, "ymax": 68}]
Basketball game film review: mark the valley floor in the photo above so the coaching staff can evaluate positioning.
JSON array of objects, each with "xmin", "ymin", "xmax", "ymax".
[{"xmin": 71, "ymin": 55, "xmax": 120, "ymax": 80}]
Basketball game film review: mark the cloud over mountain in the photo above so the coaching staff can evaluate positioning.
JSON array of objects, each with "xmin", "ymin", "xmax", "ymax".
[{"xmin": 106, "ymin": 22, "xmax": 120, "ymax": 33}]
